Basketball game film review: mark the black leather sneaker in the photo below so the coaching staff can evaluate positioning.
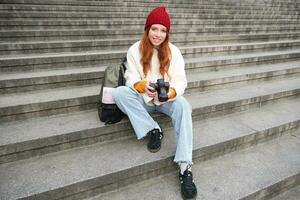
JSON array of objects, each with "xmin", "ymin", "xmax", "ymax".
[
  {"xmin": 147, "ymin": 128, "xmax": 163, "ymax": 153},
  {"xmin": 179, "ymin": 169, "xmax": 197, "ymax": 200}
]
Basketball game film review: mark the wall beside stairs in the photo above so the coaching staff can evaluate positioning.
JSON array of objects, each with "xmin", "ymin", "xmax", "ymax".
[{"xmin": 0, "ymin": 0, "xmax": 299, "ymax": 200}]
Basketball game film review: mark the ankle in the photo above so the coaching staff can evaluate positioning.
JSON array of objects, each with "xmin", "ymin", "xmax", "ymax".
[{"xmin": 179, "ymin": 162, "xmax": 191, "ymax": 175}]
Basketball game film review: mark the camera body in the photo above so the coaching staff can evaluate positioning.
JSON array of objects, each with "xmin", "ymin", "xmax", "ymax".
[{"xmin": 149, "ymin": 79, "xmax": 170, "ymax": 102}]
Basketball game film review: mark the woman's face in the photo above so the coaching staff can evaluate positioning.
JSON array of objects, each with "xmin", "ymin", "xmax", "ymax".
[{"xmin": 148, "ymin": 24, "xmax": 167, "ymax": 48}]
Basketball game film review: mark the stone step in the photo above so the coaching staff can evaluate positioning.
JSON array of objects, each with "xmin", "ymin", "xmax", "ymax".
[
  {"xmin": 186, "ymin": 62, "xmax": 300, "ymax": 91},
  {"xmin": 1, "ymin": 47, "xmax": 299, "ymax": 72},
  {"xmin": 1, "ymin": 19, "xmax": 299, "ymax": 31},
  {"xmin": 0, "ymin": 76, "xmax": 299, "ymax": 163},
  {"xmin": 0, "ymin": 66, "xmax": 105, "ymax": 94},
  {"xmin": 0, "ymin": 0, "xmax": 299, "ymax": 9},
  {"xmin": 0, "ymin": 0, "xmax": 299, "ymax": 200},
  {"xmin": 2, "ymin": 10, "xmax": 299, "ymax": 20},
  {"xmin": 92, "ymin": 128, "xmax": 300, "ymax": 200},
  {"xmin": 2, "ymin": 38, "xmax": 299, "ymax": 55},
  {"xmin": 121, "ymin": 0, "xmax": 297, "ymax": 2},
  {"xmin": 0, "ymin": 59, "xmax": 299, "ymax": 94},
  {"xmin": 270, "ymin": 185, "xmax": 300, "ymax": 200},
  {"xmin": 2, "ymin": 6, "xmax": 298, "ymax": 16},
  {"xmin": 0, "ymin": 0, "xmax": 297, "ymax": 10},
  {"xmin": 182, "ymin": 40, "xmax": 300, "ymax": 58},
  {"xmin": 1, "ymin": 32, "xmax": 298, "ymax": 51},
  {"xmin": 185, "ymin": 49, "xmax": 300, "ymax": 72},
  {"xmin": 1, "ymin": 26, "xmax": 299, "ymax": 42},
  {"xmin": 0, "ymin": 97, "xmax": 299, "ymax": 199},
  {"xmin": 86, "ymin": 0, "xmax": 297, "ymax": 2},
  {"xmin": 0, "ymin": 83, "xmax": 100, "ymax": 122}
]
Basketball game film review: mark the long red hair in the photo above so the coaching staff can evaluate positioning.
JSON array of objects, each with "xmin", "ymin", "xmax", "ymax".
[{"xmin": 139, "ymin": 27, "xmax": 171, "ymax": 78}]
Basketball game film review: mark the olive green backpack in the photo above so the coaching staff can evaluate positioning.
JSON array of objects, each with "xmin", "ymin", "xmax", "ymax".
[{"xmin": 98, "ymin": 57, "xmax": 127, "ymax": 124}]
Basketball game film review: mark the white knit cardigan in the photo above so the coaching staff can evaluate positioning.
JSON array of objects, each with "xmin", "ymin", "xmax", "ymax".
[{"xmin": 125, "ymin": 41, "xmax": 187, "ymax": 105}]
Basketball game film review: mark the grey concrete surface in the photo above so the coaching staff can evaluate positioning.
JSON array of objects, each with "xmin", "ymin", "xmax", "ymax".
[
  {"xmin": 0, "ymin": 97, "xmax": 299, "ymax": 199},
  {"xmin": 88, "ymin": 129, "xmax": 300, "ymax": 200},
  {"xmin": 1, "ymin": 26, "xmax": 299, "ymax": 42},
  {"xmin": 271, "ymin": 185, "xmax": 300, "ymax": 200},
  {"xmin": 1, "ymin": 19, "xmax": 298, "ymax": 31},
  {"xmin": 1, "ymin": 0, "xmax": 299, "ymax": 199},
  {"xmin": 0, "ymin": 68, "xmax": 299, "ymax": 121},
  {"xmin": 0, "ymin": 0, "xmax": 297, "ymax": 7},
  {"xmin": 0, "ymin": 74, "xmax": 299, "ymax": 162},
  {"xmin": 1, "ymin": 3, "xmax": 298, "ymax": 14},
  {"xmin": 2, "ymin": 39, "xmax": 299, "ymax": 55},
  {"xmin": 1, "ymin": 47, "xmax": 300, "ymax": 75},
  {"xmin": 1, "ymin": 32, "xmax": 299, "ymax": 45},
  {"xmin": 3, "ymin": 10, "xmax": 299, "ymax": 20},
  {"xmin": 1, "ymin": 60, "xmax": 299, "ymax": 94}
]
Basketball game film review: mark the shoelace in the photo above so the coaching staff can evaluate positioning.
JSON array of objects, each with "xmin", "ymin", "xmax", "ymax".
[
  {"xmin": 150, "ymin": 129, "xmax": 161, "ymax": 144},
  {"xmin": 182, "ymin": 171, "xmax": 195, "ymax": 191}
]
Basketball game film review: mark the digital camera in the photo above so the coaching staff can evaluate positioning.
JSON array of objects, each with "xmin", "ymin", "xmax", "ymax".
[{"xmin": 149, "ymin": 79, "xmax": 170, "ymax": 102}]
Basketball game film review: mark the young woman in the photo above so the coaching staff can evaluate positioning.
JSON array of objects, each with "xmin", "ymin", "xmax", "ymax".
[{"xmin": 113, "ymin": 6, "xmax": 197, "ymax": 199}]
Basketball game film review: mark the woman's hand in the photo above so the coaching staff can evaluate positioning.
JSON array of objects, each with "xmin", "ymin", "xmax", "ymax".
[{"xmin": 145, "ymin": 82, "xmax": 158, "ymax": 98}]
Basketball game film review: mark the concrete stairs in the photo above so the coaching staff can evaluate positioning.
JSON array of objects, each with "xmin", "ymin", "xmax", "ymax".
[
  {"xmin": 0, "ymin": 0, "xmax": 299, "ymax": 199},
  {"xmin": 91, "ymin": 126, "xmax": 300, "ymax": 200}
]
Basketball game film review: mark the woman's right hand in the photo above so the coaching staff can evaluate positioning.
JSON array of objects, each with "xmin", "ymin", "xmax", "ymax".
[{"xmin": 145, "ymin": 82, "xmax": 158, "ymax": 98}]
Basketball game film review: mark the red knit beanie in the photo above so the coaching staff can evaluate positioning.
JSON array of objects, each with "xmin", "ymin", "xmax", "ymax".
[{"xmin": 144, "ymin": 6, "xmax": 171, "ymax": 32}]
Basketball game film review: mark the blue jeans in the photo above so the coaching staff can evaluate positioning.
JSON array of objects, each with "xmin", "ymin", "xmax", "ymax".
[{"xmin": 113, "ymin": 86, "xmax": 193, "ymax": 165}]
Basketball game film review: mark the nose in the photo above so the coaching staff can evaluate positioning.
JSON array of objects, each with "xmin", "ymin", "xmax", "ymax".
[{"xmin": 154, "ymin": 30, "xmax": 163, "ymax": 38}]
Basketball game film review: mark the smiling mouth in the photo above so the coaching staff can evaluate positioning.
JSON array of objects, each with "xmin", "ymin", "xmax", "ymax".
[{"xmin": 152, "ymin": 38, "xmax": 161, "ymax": 43}]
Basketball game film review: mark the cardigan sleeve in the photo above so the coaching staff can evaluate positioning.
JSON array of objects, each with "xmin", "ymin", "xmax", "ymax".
[
  {"xmin": 168, "ymin": 45, "xmax": 187, "ymax": 97},
  {"xmin": 124, "ymin": 45, "xmax": 142, "ymax": 89}
]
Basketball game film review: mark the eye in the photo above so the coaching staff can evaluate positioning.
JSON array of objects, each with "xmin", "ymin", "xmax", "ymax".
[{"xmin": 151, "ymin": 27, "xmax": 158, "ymax": 31}]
